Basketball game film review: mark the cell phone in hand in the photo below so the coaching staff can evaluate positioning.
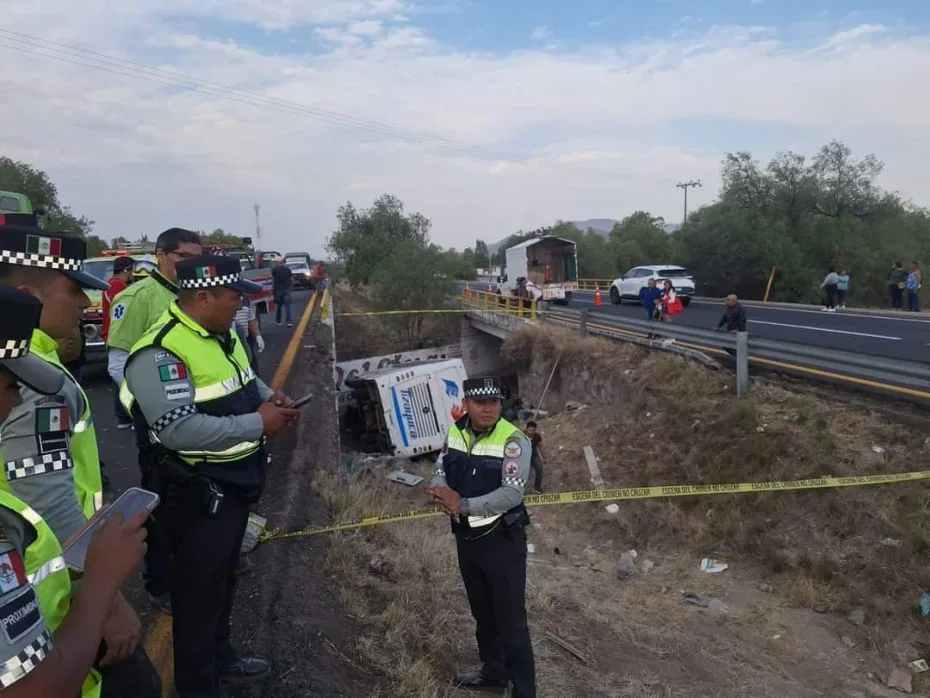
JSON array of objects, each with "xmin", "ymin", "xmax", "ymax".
[
  {"xmin": 291, "ymin": 392, "xmax": 315, "ymax": 408},
  {"xmin": 62, "ymin": 487, "xmax": 160, "ymax": 573}
]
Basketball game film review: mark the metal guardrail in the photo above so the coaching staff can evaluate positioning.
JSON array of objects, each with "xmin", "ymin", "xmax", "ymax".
[
  {"xmin": 460, "ymin": 298, "xmax": 930, "ymax": 405},
  {"xmin": 461, "ymin": 288, "xmax": 540, "ymax": 320},
  {"xmin": 577, "ymin": 278, "xmax": 613, "ymax": 291}
]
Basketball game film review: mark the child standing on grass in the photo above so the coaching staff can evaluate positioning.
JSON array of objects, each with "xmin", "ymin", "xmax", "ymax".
[{"xmin": 525, "ymin": 421, "xmax": 546, "ymax": 493}]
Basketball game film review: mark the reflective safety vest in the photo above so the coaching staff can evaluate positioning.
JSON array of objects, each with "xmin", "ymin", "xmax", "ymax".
[
  {"xmin": 0, "ymin": 483, "xmax": 101, "ymax": 696},
  {"xmin": 30, "ymin": 330, "xmax": 103, "ymax": 516},
  {"xmin": 443, "ymin": 417, "xmax": 524, "ymax": 530},
  {"xmin": 121, "ymin": 302, "xmax": 266, "ymax": 487}
]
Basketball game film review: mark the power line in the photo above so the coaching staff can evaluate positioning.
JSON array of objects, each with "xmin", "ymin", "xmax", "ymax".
[{"xmin": 0, "ymin": 29, "xmax": 627, "ymax": 180}]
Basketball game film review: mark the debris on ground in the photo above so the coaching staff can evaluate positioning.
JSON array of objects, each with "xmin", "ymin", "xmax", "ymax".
[
  {"xmin": 682, "ymin": 591, "xmax": 709, "ymax": 608},
  {"xmin": 842, "ymin": 636, "xmax": 857, "ymax": 648},
  {"xmin": 909, "ymin": 658, "xmax": 928, "ymax": 673},
  {"xmin": 886, "ymin": 668, "xmax": 913, "ymax": 693},
  {"xmin": 386, "ymin": 470, "xmax": 423, "ymax": 487},
  {"xmin": 700, "ymin": 558, "xmax": 728, "ymax": 573},
  {"xmin": 759, "ymin": 583, "xmax": 774, "ymax": 593},
  {"xmin": 848, "ymin": 607, "xmax": 867, "ymax": 627},
  {"xmin": 708, "ymin": 599, "xmax": 729, "ymax": 617},
  {"xmin": 920, "ymin": 592, "xmax": 930, "ymax": 616},
  {"xmin": 368, "ymin": 553, "xmax": 394, "ymax": 579},
  {"xmin": 604, "ymin": 503, "xmax": 620, "ymax": 514},
  {"xmin": 641, "ymin": 559, "xmax": 655, "ymax": 574},
  {"xmin": 545, "ymin": 631, "xmax": 589, "ymax": 664},
  {"xmin": 616, "ymin": 550, "xmax": 638, "ymax": 580},
  {"xmin": 527, "ymin": 543, "xmax": 536, "ymax": 554}
]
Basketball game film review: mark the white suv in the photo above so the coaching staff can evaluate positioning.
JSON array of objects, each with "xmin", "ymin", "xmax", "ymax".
[{"xmin": 608, "ymin": 265, "xmax": 695, "ymax": 306}]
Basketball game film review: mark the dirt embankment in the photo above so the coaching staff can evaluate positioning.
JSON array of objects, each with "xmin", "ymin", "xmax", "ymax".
[{"xmin": 314, "ymin": 322, "xmax": 930, "ymax": 697}]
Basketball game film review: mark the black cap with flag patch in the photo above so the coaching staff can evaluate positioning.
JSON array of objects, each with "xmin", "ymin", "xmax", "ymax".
[
  {"xmin": 463, "ymin": 376, "xmax": 504, "ymax": 400},
  {"xmin": 176, "ymin": 254, "xmax": 263, "ymax": 294},
  {"xmin": 0, "ymin": 213, "xmax": 108, "ymax": 291},
  {"xmin": 0, "ymin": 286, "xmax": 65, "ymax": 395}
]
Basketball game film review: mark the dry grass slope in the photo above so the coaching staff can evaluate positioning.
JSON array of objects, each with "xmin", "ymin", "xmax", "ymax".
[{"xmin": 320, "ymin": 321, "xmax": 930, "ymax": 696}]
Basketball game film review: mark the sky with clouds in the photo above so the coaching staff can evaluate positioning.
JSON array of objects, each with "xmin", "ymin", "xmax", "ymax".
[{"xmin": 2, "ymin": 0, "xmax": 929, "ymax": 255}]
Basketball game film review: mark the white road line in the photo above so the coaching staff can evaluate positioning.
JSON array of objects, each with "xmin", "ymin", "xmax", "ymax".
[{"xmin": 749, "ymin": 320, "xmax": 900, "ymax": 340}]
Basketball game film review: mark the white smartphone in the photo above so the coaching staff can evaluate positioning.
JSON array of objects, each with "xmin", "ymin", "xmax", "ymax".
[{"xmin": 62, "ymin": 487, "xmax": 160, "ymax": 573}]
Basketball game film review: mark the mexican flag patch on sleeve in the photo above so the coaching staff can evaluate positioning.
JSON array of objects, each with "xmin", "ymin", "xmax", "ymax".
[
  {"xmin": 36, "ymin": 406, "xmax": 69, "ymax": 432},
  {"xmin": 158, "ymin": 363, "xmax": 188, "ymax": 382}
]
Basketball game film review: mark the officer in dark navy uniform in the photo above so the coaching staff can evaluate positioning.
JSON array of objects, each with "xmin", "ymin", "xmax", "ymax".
[{"xmin": 429, "ymin": 376, "xmax": 536, "ymax": 698}]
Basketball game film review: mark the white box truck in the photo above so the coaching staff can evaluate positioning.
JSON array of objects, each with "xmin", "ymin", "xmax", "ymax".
[
  {"xmin": 344, "ymin": 359, "xmax": 468, "ymax": 457},
  {"xmin": 500, "ymin": 236, "xmax": 578, "ymax": 305}
]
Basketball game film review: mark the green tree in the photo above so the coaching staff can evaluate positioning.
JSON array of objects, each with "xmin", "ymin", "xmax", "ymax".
[
  {"xmin": 85, "ymin": 235, "xmax": 108, "ymax": 257},
  {"xmin": 369, "ymin": 242, "xmax": 453, "ymax": 345},
  {"xmin": 609, "ymin": 211, "xmax": 671, "ymax": 272},
  {"xmin": 327, "ymin": 194, "xmax": 431, "ymax": 286},
  {"xmin": 0, "ymin": 156, "xmax": 94, "ymax": 234},
  {"xmin": 201, "ymin": 228, "xmax": 244, "ymax": 246},
  {"xmin": 474, "ymin": 239, "xmax": 490, "ymax": 268},
  {"xmin": 681, "ymin": 140, "xmax": 924, "ymax": 305}
]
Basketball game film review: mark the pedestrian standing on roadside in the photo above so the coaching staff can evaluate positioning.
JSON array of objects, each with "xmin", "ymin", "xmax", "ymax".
[
  {"xmin": 524, "ymin": 421, "xmax": 546, "ymax": 493},
  {"xmin": 103, "ymin": 256, "xmax": 135, "ymax": 429},
  {"xmin": 272, "ymin": 258, "xmax": 293, "ymax": 327},
  {"xmin": 639, "ymin": 278, "xmax": 662, "ymax": 321},
  {"xmin": 714, "ymin": 294, "xmax": 747, "ymax": 334},
  {"xmin": 907, "ymin": 262, "xmax": 922, "ymax": 312},
  {"xmin": 660, "ymin": 279, "xmax": 682, "ymax": 323},
  {"xmin": 888, "ymin": 261, "xmax": 906, "ymax": 310},
  {"xmin": 234, "ymin": 294, "xmax": 265, "ymax": 377},
  {"xmin": 836, "ymin": 268, "xmax": 850, "ymax": 309},
  {"xmin": 820, "ymin": 267, "xmax": 839, "ymax": 312}
]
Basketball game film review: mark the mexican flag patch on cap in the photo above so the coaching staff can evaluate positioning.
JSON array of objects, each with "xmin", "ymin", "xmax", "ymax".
[{"xmin": 159, "ymin": 363, "xmax": 188, "ymax": 382}]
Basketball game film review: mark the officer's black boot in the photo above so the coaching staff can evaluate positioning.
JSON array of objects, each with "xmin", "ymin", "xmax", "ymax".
[
  {"xmin": 453, "ymin": 668, "xmax": 507, "ymax": 690},
  {"xmin": 217, "ymin": 656, "xmax": 272, "ymax": 685}
]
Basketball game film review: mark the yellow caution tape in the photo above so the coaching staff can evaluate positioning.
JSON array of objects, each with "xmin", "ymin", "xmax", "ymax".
[{"xmin": 258, "ymin": 469, "xmax": 930, "ymax": 544}]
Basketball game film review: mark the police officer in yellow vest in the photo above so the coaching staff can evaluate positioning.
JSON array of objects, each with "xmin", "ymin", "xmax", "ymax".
[
  {"xmin": 0, "ymin": 285, "xmax": 149, "ymax": 697},
  {"xmin": 122, "ymin": 254, "xmax": 299, "ymax": 698},
  {"xmin": 429, "ymin": 377, "xmax": 537, "ymax": 698},
  {"xmin": 0, "ymin": 215, "xmax": 160, "ymax": 695}
]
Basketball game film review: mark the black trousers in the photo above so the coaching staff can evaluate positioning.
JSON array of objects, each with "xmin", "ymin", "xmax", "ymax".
[
  {"xmin": 138, "ymin": 453, "xmax": 170, "ymax": 598},
  {"xmin": 455, "ymin": 524, "xmax": 536, "ymax": 698},
  {"xmin": 530, "ymin": 456, "xmax": 543, "ymax": 492},
  {"xmin": 99, "ymin": 645, "xmax": 162, "ymax": 698},
  {"xmin": 167, "ymin": 481, "xmax": 251, "ymax": 695}
]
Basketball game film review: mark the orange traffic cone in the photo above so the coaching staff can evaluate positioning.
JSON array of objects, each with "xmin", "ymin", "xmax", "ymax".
[
  {"xmin": 594, "ymin": 284, "xmax": 603, "ymax": 306},
  {"xmin": 464, "ymin": 282, "xmax": 470, "ymax": 299}
]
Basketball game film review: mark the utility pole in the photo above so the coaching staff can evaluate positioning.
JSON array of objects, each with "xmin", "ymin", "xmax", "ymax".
[
  {"xmin": 676, "ymin": 180, "xmax": 702, "ymax": 225},
  {"xmin": 253, "ymin": 202, "xmax": 263, "ymax": 267},
  {"xmin": 253, "ymin": 202, "xmax": 262, "ymax": 244}
]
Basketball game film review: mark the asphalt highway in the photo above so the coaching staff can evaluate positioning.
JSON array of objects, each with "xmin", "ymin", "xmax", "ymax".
[{"xmin": 568, "ymin": 291, "xmax": 930, "ymax": 362}]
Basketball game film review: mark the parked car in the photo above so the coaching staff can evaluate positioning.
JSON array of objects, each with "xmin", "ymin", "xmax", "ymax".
[
  {"xmin": 287, "ymin": 261, "xmax": 313, "ymax": 288},
  {"xmin": 608, "ymin": 265, "xmax": 695, "ymax": 306}
]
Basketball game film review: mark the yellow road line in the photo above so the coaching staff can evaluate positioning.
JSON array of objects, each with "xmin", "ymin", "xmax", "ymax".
[
  {"xmin": 270, "ymin": 292, "xmax": 319, "ymax": 391},
  {"xmin": 144, "ymin": 291, "xmax": 320, "ymax": 695}
]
